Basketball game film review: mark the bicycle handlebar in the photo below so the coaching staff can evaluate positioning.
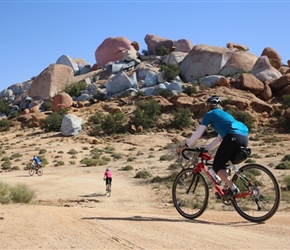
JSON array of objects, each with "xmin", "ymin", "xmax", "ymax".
[{"xmin": 181, "ymin": 147, "xmax": 207, "ymax": 160}]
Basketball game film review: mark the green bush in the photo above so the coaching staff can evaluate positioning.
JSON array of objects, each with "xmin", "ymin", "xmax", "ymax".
[
  {"xmin": 282, "ymin": 175, "xmax": 290, "ymax": 189},
  {"xmin": 134, "ymin": 170, "xmax": 152, "ymax": 179},
  {"xmin": 121, "ymin": 165, "xmax": 134, "ymax": 171},
  {"xmin": 278, "ymin": 117, "xmax": 290, "ymax": 132},
  {"xmin": 9, "ymin": 110, "xmax": 19, "ymax": 119},
  {"xmin": 183, "ymin": 85, "xmax": 197, "ymax": 96},
  {"xmin": 41, "ymin": 108, "xmax": 68, "ymax": 132},
  {"xmin": 227, "ymin": 108, "xmax": 254, "ymax": 131},
  {"xmin": 275, "ymin": 161, "xmax": 290, "ymax": 170},
  {"xmin": 41, "ymin": 101, "xmax": 52, "ymax": 111},
  {"xmin": 101, "ymin": 112, "xmax": 127, "ymax": 134},
  {"xmin": 63, "ymin": 81, "xmax": 87, "ymax": 98},
  {"xmin": 9, "ymin": 183, "xmax": 35, "ymax": 203},
  {"xmin": 132, "ymin": 99, "xmax": 161, "ymax": 129},
  {"xmin": 282, "ymin": 95, "xmax": 290, "ymax": 109},
  {"xmin": 0, "ymin": 119, "xmax": 11, "ymax": 131},
  {"xmin": 160, "ymin": 63, "xmax": 180, "ymax": 82},
  {"xmin": 156, "ymin": 46, "xmax": 170, "ymax": 56},
  {"xmin": 171, "ymin": 107, "xmax": 192, "ymax": 129},
  {"xmin": 155, "ymin": 88, "xmax": 174, "ymax": 98},
  {"xmin": 0, "ymin": 181, "xmax": 11, "ymax": 204},
  {"xmin": 281, "ymin": 154, "xmax": 290, "ymax": 161},
  {"xmin": 0, "ymin": 100, "xmax": 11, "ymax": 115}
]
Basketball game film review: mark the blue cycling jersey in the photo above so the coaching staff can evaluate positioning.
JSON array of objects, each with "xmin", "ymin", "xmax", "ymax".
[{"xmin": 201, "ymin": 108, "xmax": 249, "ymax": 139}]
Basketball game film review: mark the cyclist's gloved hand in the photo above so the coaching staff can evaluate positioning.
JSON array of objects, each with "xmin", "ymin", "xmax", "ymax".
[{"xmin": 177, "ymin": 144, "xmax": 188, "ymax": 155}]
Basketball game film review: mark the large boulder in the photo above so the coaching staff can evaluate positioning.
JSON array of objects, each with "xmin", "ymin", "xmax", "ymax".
[
  {"xmin": 61, "ymin": 114, "xmax": 83, "ymax": 136},
  {"xmin": 95, "ymin": 37, "xmax": 132, "ymax": 67},
  {"xmin": 28, "ymin": 64, "xmax": 74, "ymax": 98},
  {"xmin": 180, "ymin": 44, "xmax": 235, "ymax": 82},
  {"xmin": 51, "ymin": 92, "xmax": 74, "ymax": 112},
  {"xmin": 261, "ymin": 47, "xmax": 282, "ymax": 70},
  {"xmin": 251, "ymin": 56, "xmax": 282, "ymax": 83},
  {"xmin": 144, "ymin": 34, "xmax": 174, "ymax": 55}
]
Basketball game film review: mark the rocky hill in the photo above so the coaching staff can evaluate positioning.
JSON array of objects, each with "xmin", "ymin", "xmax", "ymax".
[{"xmin": 0, "ymin": 34, "xmax": 290, "ymax": 134}]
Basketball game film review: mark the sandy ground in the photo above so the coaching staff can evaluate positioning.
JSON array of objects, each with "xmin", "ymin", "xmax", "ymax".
[{"xmin": 0, "ymin": 129, "xmax": 290, "ymax": 249}]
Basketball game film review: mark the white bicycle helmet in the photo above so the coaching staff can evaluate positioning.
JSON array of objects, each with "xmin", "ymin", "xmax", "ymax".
[{"xmin": 206, "ymin": 95, "xmax": 221, "ymax": 109}]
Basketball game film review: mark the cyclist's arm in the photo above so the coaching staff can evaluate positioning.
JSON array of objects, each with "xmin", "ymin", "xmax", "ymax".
[
  {"xmin": 185, "ymin": 125, "xmax": 206, "ymax": 146},
  {"xmin": 204, "ymin": 134, "xmax": 222, "ymax": 151}
]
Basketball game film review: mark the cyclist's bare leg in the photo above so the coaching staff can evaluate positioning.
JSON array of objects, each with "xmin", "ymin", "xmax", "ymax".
[{"xmin": 217, "ymin": 169, "xmax": 235, "ymax": 188}]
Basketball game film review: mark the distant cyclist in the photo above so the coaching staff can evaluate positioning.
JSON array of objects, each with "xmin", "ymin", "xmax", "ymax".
[
  {"xmin": 103, "ymin": 168, "xmax": 112, "ymax": 191},
  {"xmin": 32, "ymin": 155, "xmax": 42, "ymax": 170}
]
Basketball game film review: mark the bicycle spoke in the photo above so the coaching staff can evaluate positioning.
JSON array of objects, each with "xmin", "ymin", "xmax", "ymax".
[
  {"xmin": 232, "ymin": 164, "xmax": 280, "ymax": 222},
  {"xmin": 172, "ymin": 168, "xmax": 209, "ymax": 219}
]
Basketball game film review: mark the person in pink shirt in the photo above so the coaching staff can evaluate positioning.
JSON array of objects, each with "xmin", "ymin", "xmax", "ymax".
[{"xmin": 103, "ymin": 168, "xmax": 112, "ymax": 191}]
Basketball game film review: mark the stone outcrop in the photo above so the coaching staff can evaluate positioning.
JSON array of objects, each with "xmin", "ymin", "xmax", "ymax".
[
  {"xmin": 51, "ymin": 92, "xmax": 74, "ymax": 112},
  {"xmin": 28, "ymin": 64, "xmax": 74, "ymax": 99},
  {"xmin": 95, "ymin": 37, "xmax": 132, "ymax": 67}
]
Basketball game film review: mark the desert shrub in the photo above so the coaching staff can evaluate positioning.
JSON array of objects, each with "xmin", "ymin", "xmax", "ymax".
[
  {"xmin": 282, "ymin": 175, "xmax": 290, "ymax": 190},
  {"xmin": 275, "ymin": 161, "xmax": 290, "ymax": 170},
  {"xmin": 0, "ymin": 181, "xmax": 11, "ymax": 204},
  {"xmin": 134, "ymin": 170, "xmax": 152, "ymax": 179},
  {"xmin": 281, "ymin": 154, "xmax": 290, "ymax": 161},
  {"xmin": 10, "ymin": 153, "xmax": 22, "ymax": 160},
  {"xmin": 39, "ymin": 149, "xmax": 47, "ymax": 154},
  {"xmin": 41, "ymin": 108, "xmax": 68, "ymax": 132},
  {"xmin": 121, "ymin": 165, "xmax": 134, "ymax": 171},
  {"xmin": 155, "ymin": 88, "xmax": 174, "ymax": 98},
  {"xmin": 183, "ymin": 85, "xmax": 197, "ymax": 96},
  {"xmin": 127, "ymin": 157, "xmax": 136, "ymax": 162},
  {"xmin": 171, "ymin": 107, "xmax": 192, "ymax": 129},
  {"xmin": 227, "ymin": 108, "xmax": 254, "ymax": 131},
  {"xmin": 150, "ymin": 176, "xmax": 163, "ymax": 183},
  {"xmin": 41, "ymin": 101, "xmax": 52, "ymax": 111},
  {"xmin": 132, "ymin": 99, "xmax": 161, "ymax": 129},
  {"xmin": 168, "ymin": 163, "xmax": 180, "ymax": 170},
  {"xmin": 69, "ymin": 161, "xmax": 76, "ymax": 165},
  {"xmin": 1, "ymin": 161, "xmax": 11, "ymax": 170},
  {"xmin": 67, "ymin": 149, "xmax": 78, "ymax": 155},
  {"xmin": 0, "ymin": 100, "xmax": 11, "ymax": 115},
  {"xmin": 159, "ymin": 154, "xmax": 175, "ymax": 161},
  {"xmin": 0, "ymin": 119, "xmax": 11, "ymax": 131},
  {"xmin": 156, "ymin": 45, "xmax": 170, "ymax": 56},
  {"xmin": 281, "ymin": 95, "xmax": 290, "ymax": 109},
  {"xmin": 278, "ymin": 117, "xmax": 290, "ymax": 133},
  {"xmin": 101, "ymin": 112, "xmax": 127, "ymax": 134},
  {"xmin": 111, "ymin": 152, "xmax": 123, "ymax": 160},
  {"xmin": 9, "ymin": 183, "xmax": 35, "ymax": 203},
  {"xmin": 63, "ymin": 81, "xmax": 87, "ymax": 98},
  {"xmin": 80, "ymin": 157, "xmax": 108, "ymax": 167},
  {"xmin": 9, "ymin": 110, "xmax": 19, "ymax": 119},
  {"xmin": 160, "ymin": 63, "xmax": 180, "ymax": 81},
  {"xmin": 54, "ymin": 161, "xmax": 65, "ymax": 167}
]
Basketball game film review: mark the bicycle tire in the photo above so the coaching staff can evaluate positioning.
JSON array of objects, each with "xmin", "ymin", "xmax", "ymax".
[
  {"xmin": 232, "ymin": 163, "xmax": 280, "ymax": 223},
  {"xmin": 29, "ymin": 168, "xmax": 35, "ymax": 176},
  {"xmin": 106, "ymin": 184, "xmax": 111, "ymax": 197},
  {"xmin": 172, "ymin": 168, "xmax": 209, "ymax": 219},
  {"xmin": 37, "ymin": 168, "xmax": 43, "ymax": 176}
]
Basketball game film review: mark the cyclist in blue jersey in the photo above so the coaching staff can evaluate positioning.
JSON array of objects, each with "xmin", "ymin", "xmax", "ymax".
[{"xmin": 178, "ymin": 95, "xmax": 249, "ymax": 198}]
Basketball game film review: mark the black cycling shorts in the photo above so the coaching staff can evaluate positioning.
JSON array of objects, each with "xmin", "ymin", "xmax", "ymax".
[{"xmin": 213, "ymin": 133, "xmax": 248, "ymax": 173}]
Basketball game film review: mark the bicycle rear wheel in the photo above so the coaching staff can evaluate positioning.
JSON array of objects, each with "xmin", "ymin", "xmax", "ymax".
[
  {"xmin": 29, "ymin": 168, "xmax": 35, "ymax": 176},
  {"xmin": 172, "ymin": 168, "xmax": 209, "ymax": 220},
  {"xmin": 232, "ymin": 164, "xmax": 280, "ymax": 223}
]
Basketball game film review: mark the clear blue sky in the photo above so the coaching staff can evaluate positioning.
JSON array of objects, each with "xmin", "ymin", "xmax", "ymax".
[{"xmin": 1, "ymin": 1, "xmax": 289, "ymax": 91}]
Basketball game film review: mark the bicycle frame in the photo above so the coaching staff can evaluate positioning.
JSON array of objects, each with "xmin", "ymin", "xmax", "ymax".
[{"xmin": 192, "ymin": 150, "xmax": 252, "ymax": 200}]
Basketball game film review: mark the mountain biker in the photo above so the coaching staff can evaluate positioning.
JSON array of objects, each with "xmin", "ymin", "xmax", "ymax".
[
  {"xmin": 32, "ymin": 155, "xmax": 42, "ymax": 169},
  {"xmin": 103, "ymin": 168, "xmax": 112, "ymax": 191},
  {"xmin": 178, "ymin": 95, "xmax": 249, "ymax": 198}
]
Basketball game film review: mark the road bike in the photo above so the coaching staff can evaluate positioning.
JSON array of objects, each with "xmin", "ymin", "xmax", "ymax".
[
  {"xmin": 103, "ymin": 178, "xmax": 112, "ymax": 197},
  {"xmin": 172, "ymin": 147, "xmax": 280, "ymax": 223},
  {"xmin": 29, "ymin": 162, "xmax": 43, "ymax": 176}
]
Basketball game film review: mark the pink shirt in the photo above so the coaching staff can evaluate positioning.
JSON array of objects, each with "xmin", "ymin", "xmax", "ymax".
[{"xmin": 104, "ymin": 170, "xmax": 112, "ymax": 178}]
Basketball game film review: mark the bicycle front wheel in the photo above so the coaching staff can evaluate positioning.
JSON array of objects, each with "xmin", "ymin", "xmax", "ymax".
[
  {"xmin": 232, "ymin": 164, "xmax": 280, "ymax": 223},
  {"xmin": 37, "ymin": 168, "xmax": 43, "ymax": 176},
  {"xmin": 172, "ymin": 168, "xmax": 209, "ymax": 220}
]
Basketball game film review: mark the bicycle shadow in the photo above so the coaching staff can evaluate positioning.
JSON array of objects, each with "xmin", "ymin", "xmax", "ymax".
[
  {"xmin": 79, "ymin": 193, "xmax": 107, "ymax": 197},
  {"xmin": 82, "ymin": 215, "xmax": 262, "ymax": 226}
]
